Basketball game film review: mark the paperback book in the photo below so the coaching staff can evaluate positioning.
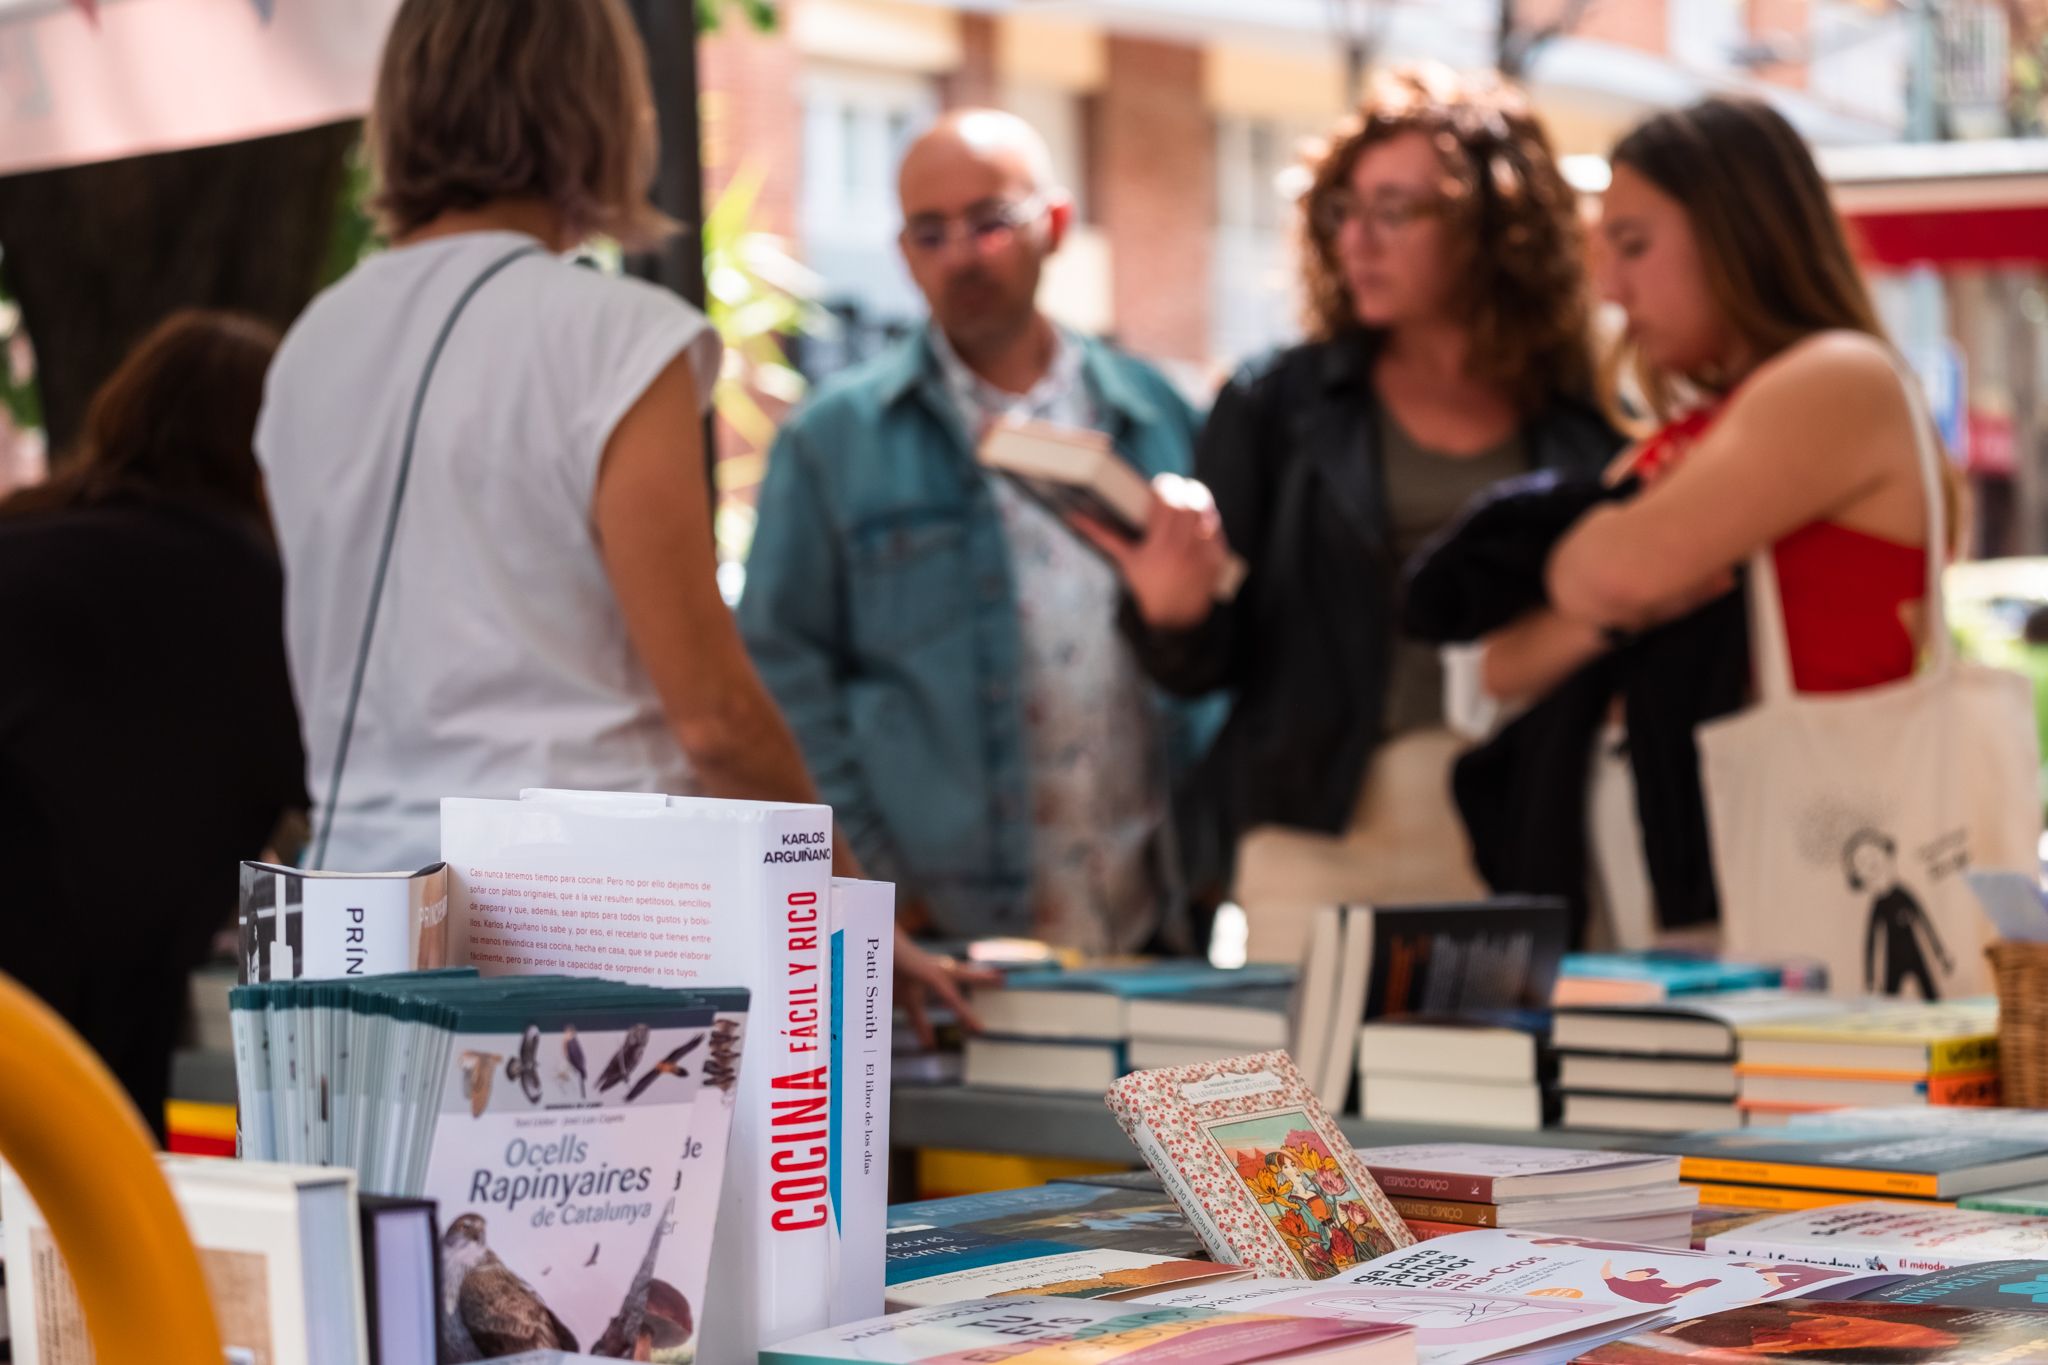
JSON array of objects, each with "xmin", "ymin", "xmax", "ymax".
[
  {"xmin": 238, "ymin": 861, "xmax": 450, "ymax": 984},
  {"xmin": 1704, "ymin": 1202, "xmax": 2048, "ymax": 1272},
  {"xmin": 1855, "ymin": 1259, "xmax": 2048, "ymax": 1311},
  {"xmin": 1332, "ymin": 1228, "xmax": 1886, "ymax": 1316},
  {"xmin": 886, "ymin": 1182, "xmax": 1208, "ymax": 1259},
  {"xmin": 1105, "ymin": 1050, "xmax": 1414, "ymax": 1279},
  {"xmin": 1643, "ymin": 1126, "xmax": 2048, "ymax": 1199},
  {"xmin": 760, "ymin": 1296, "xmax": 1414, "ymax": 1365},
  {"xmin": 829, "ymin": 878, "xmax": 896, "ymax": 1326},
  {"xmin": 1574, "ymin": 1300, "xmax": 2048, "ymax": 1363},
  {"xmin": 1132, "ymin": 1277, "xmax": 1661, "ymax": 1365},
  {"xmin": 882, "ymin": 1227, "xmax": 1244, "ymax": 1308},
  {"xmin": 1349, "ymin": 1145, "xmax": 1681, "ymax": 1203}
]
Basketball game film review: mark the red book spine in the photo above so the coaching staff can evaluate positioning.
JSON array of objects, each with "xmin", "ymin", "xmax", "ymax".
[{"xmin": 1366, "ymin": 1167, "xmax": 1492, "ymax": 1201}]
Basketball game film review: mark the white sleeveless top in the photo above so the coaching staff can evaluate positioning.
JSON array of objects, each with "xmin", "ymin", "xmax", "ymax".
[{"xmin": 256, "ymin": 232, "xmax": 720, "ymax": 871}]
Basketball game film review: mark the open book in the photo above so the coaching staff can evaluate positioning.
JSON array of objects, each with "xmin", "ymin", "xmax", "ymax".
[{"xmin": 978, "ymin": 418, "xmax": 1246, "ymax": 600}]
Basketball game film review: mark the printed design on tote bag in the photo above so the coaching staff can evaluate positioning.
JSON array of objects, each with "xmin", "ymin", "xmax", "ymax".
[
  {"xmin": 1843, "ymin": 828, "xmax": 1955, "ymax": 1001},
  {"xmin": 1211, "ymin": 1114, "xmax": 1397, "ymax": 1276}
]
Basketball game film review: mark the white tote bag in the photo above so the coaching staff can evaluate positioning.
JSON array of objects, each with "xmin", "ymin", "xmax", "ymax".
[{"xmin": 1700, "ymin": 356, "xmax": 2040, "ymax": 1000}]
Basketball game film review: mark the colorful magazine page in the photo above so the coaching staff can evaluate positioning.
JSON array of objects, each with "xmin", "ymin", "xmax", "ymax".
[
  {"xmin": 760, "ymin": 1296, "xmax": 1414, "ymax": 1365},
  {"xmin": 1132, "ymin": 1277, "xmax": 1660, "ymax": 1365},
  {"xmin": 1572, "ymin": 1299, "xmax": 2048, "ymax": 1363},
  {"xmin": 1105, "ymin": 1050, "xmax": 1413, "ymax": 1280},
  {"xmin": 1332, "ymin": 1229, "xmax": 1888, "ymax": 1320},
  {"xmin": 884, "ymin": 1228, "xmax": 1244, "ymax": 1308}
]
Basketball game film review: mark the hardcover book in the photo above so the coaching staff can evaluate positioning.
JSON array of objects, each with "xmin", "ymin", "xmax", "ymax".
[
  {"xmin": 441, "ymin": 789, "xmax": 838, "ymax": 1365},
  {"xmin": 1333, "ymin": 1228, "xmax": 1885, "ymax": 1317},
  {"xmin": 882, "ymin": 1227, "xmax": 1244, "ymax": 1309},
  {"xmin": 3, "ymin": 1155, "xmax": 368, "ymax": 1365},
  {"xmin": 238, "ymin": 861, "xmax": 450, "ymax": 984},
  {"xmin": 1573, "ymin": 1300, "xmax": 2048, "ymax": 1363},
  {"xmin": 1549, "ymin": 990, "xmax": 1843, "ymax": 1059},
  {"xmin": 1705, "ymin": 1202, "xmax": 2048, "ymax": 1272},
  {"xmin": 829, "ymin": 878, "xmax": 895, "ymax": 1327},
  {"xmin": 1737, "ymin": 1000, "xmax": 2000, "ymax": 1076},
  {"xmin": 1644, "ymin": 1126, "xmax": 2048, "ymax": 1198},
  {"xmin": 1551, "ymin": 954, "xmax": 1780, "ymax": 1005},
  {"xmin": 887, "ymin": 1182, "xmax": 1207, "ymax": 1259},
  {"xmin": 1104, "ymin": 1050, "xmax": 1413, "ymax": 1279},
  {"xmin": 1350, "ymin": 1145, "xmax": 1680, "ymax": 1203},
  {"xmin": 760, "ymin": 1296, "xmax": 1415, "ymax": 1365},
  {"xmin": 1131, "ymin": 1277, "xmax": 1661, "ymax": 1365}
]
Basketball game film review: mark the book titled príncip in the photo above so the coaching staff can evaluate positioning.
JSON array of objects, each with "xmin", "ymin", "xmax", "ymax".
[
  {"xmin": 238, "ymin": 860, "xmax": 451, "ymax": 984},
  {"xmin": 1104, "ymin": 1050, "xmax": 1412, "ymax": 1280}
]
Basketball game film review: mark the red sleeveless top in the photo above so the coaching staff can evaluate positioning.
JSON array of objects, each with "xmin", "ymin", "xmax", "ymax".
[{"xmin": 1631, "ymin": 405, "xmax": 1927, "ymax": 695}]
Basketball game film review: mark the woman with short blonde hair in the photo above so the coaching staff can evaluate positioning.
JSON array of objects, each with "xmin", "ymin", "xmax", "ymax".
[{"xmin": 258, "ymin": 0, "xmax": 974, "ymax": 1017}]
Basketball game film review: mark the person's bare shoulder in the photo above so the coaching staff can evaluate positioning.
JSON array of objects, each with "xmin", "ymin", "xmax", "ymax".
[{"xmin": 1716, "ymin": 331, "xmax": 1912, "ymax": 474}]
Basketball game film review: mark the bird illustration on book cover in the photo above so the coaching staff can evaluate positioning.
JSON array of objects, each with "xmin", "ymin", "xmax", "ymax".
[{"xmin": 1220, "ymin": 1118, "xmax": 1400, "ymax": 1277}]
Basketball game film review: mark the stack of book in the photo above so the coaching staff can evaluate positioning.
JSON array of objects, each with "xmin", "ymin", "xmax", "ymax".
[
  {"xmin": 1550, "ymin": 991, "xmax": 1841, "ymax": 1133},
  {"xmin": 1351, "ymin": 1011, "xmax": 1553, "ymax": 1128},
  {"xmin": 1734, "ymin": 999, "xmax": 2000, "ymax": 1125},
  {"xmin": 1646, "ymin": 1123, "xmax": 2048, "ymax": 1214},
  {"xmin": 963, "ymin": 962, "xmax": 1295, "ymax": 1094},
  {"xmin": 1352, "ymin": 1143, "xmax": 1701, "ymax": 1247}
]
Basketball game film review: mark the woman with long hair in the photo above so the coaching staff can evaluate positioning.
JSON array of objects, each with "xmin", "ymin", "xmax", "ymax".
[
  {"xmin": 0, "ymin": 310, "xmax": 305, "ymax": 1134},
  {"xmin": 1088, "ymin": 65, "xmax": 1621, "ymax": 955},
  {"xmin": 1468, "ymin": 97, "xmax": 1949, "ymax": 947},
  {"xmin": 256, "ymin": 0, "xmax": 975, "ymax": 1023}
]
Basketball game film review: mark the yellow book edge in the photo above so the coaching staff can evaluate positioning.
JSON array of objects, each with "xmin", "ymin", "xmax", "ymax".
[
  {"xmin": 1687, "ymin": 1180, "xmax": 1953, "ymax": 1212},
  {"xmin": 1677, "ymin": 1155, "xmax": 1941, "ymax": 1198}
]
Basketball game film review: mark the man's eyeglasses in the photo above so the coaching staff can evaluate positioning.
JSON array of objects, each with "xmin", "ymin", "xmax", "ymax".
[
  {"xmin": 901, "ymin": 195, "xmax": 1049, "ymax": 255},
  {"xmin": 1310, "ymin": 189, "xmax": 1445, "ymax": 240}
]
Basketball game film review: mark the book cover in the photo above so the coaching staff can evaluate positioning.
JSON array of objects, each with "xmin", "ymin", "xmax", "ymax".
[
  {"xmin": 1131, "ymin": 1276, "xmax": 1661, "ymax": 1365},
  {"xmin": 882, "ymin": 1228, "xmax": 1242, "ymax": 1308},
  {"xmin": 1104, "ymin": 1050, "xmax": 1413, "ymax": 1279},
  {"xmin": 1705, "ymin": 1202, "xmax": 2048, "ymax": 1273},
  {"xmin": 419, "ymin": 996, "xmax": 723, "ymax": 1359},
  {"xmin": 1574, "ymin": 1299, "xmax": 2048, "ymax": 1363},
  {"xmin": 360, "ymin": 1193, "xmax": 440, "ymax": 1365},
  {"xmin": 760, "ymin": 1296, "xmax": 1411, "ymax": 1365},
  {"xmin": 829, "ymin": 878, "xmax": 896, "ymax": 1326},
  {"xmin": 3, "ymin": 1156, "xmax": 367, "ymax": 1365},
  {"xmin": 1351, "ymin": 1145, "xmax": 1679, "ymax": 1203},
  {"xmin": 1645, "ymin": 1127, "xmax": 2048, "ymax": 1198},
  {"xmin": 1856, "ymin": 1259, "xmax": 2048, "ymax": 1311},
  {"xmin": 1381, "ymin": 1185, "xmax": 1698, "ymax": 1231},
  {"xmin": 239, "ymin": 861, "xmax": 450, "ymax": 985},
  {"xmin": 887, "ymin": 1183, "xmax": 1207, "ymax": 1259},
  {"xmin": 442, "ymin": 790, "xmax": 835, "ymax": 1365},
  {"xmin": 1334, "ymin": 1228, "xmax": 1885, "ymax": 1316}
]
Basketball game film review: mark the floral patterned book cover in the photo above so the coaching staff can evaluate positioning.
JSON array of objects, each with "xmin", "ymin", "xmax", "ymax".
[{"xmin": 1104, "ymin": 1049, "xmax": 1414, "ymax": 1279}]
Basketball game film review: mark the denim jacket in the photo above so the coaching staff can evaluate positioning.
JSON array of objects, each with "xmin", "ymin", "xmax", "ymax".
[{"xmin": 738, "ymin": 328, "xmax": 1219, "ymax": 942}]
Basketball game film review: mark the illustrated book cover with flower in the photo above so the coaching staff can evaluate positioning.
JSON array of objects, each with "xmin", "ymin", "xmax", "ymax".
[{"xmin": 1104, "ymin": 1049, "xmax": 1413, "ymax": 1279}]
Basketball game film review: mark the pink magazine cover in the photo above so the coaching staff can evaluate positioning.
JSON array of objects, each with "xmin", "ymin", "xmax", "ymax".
[{"xmin": 1106, "ymin": 1050, "xmax": 1414, "ymax": 1280}]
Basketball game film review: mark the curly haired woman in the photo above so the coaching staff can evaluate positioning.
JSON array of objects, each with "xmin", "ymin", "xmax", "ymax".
[{"xmin": 1093, "ymin": 64, "xmax": 1622, "ymax": 954}]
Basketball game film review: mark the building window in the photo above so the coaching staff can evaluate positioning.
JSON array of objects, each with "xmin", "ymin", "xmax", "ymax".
[{"xmin": 1212, "ymin": 114, "xmax": 1314, "ymax": 367}]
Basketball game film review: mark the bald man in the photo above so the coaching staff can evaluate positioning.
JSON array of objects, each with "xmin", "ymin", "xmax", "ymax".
[{"xmin": 739, "ymin": 110, "xmax": 1217, "ymax": 956}]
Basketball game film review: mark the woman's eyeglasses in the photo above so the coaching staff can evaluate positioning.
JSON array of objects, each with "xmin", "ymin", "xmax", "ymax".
[
  {"xmin": 901, "ymin": 195, "xmax": 1049, "ymax": 255},
  {"xmin": 1310, "ymin": 189, "xmax": 1446, "ymax": 240}
]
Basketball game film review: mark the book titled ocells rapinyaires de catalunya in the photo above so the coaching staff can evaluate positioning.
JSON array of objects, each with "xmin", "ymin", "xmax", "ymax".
[{"xmin": 1105, "ymin": 1050, "xmax": 1412, "ymax": 1279}]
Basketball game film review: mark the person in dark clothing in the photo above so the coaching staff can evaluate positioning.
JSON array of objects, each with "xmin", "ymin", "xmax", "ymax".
[
  {"xmin": 1847, "ymin": 830, "xmax": 1952, "ymax": 1000},
  {"xmin": 1078, "ymin": 65, "xmax": 1621, "ymax": 958},
  {"xmin": 0, "ymin": 310, "xmax": 306, "ymax": 1138}
]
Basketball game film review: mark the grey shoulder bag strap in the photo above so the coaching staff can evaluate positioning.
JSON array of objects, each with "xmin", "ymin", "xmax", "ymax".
[{"xmin": 310, "ymin": 243, "xmax": 543, "ymax": 869}]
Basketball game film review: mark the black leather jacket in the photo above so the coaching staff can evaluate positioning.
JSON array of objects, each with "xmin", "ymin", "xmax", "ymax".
[{"xmin": 1122, "ymin": 334, "xmax": 1623, "ymax": 897}]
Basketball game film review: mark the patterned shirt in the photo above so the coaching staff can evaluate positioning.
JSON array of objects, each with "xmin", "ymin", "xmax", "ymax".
[{"xmin": 928, "ymin": 324, "xmax": 1166, "ymax": 955}]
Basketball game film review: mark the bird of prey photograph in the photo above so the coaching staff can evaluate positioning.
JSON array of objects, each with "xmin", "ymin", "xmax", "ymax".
[
  {"xmin": 564, "ymin": 1023, "xmax": 589, "ymax": 1098},
  {"xmin": 625, "ymin": 1035, "xmax": 703, "ymax": 1102},
  {"xmin": 504, "ymin": 1024, "xmax": 544, "ymax": 1104},
  {"xmin": 440, "ymin": 1213, "xmax": 578, "ymax": 1358},
  {"xmin": 459, "ymin": 1051, "xmax": 502, "ymax": 1118},
  {"xmin": 595, "ymin": 1022, "xmax": 651, "ymax": 1093}
]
